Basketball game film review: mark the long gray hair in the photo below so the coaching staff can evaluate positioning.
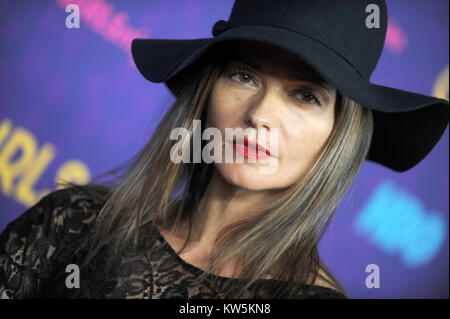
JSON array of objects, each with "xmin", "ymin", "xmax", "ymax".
[{"xmin": 61, "ymin": 41, "xmax": 373, "ymax": 298}]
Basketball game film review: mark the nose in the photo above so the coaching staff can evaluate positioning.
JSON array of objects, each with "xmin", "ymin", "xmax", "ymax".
[{"xmin": 244, "ymin": 86, "xmax": 280, "ymax": 131}]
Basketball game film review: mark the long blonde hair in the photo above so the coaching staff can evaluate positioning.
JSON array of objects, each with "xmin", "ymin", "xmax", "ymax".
[{"xmin": 60, "ymin": 41, "xmax": 373, "ymax": 298}]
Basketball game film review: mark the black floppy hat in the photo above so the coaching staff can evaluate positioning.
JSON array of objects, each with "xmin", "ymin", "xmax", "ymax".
[{"xmin": 131, "ymin": 0, "xmax": 449, "ymax": 172}]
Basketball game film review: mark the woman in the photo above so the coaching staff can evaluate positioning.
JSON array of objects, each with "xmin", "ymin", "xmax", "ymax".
[{"xmin": 0, "ymin": 0, "xmax": 448, "ymax": 299}]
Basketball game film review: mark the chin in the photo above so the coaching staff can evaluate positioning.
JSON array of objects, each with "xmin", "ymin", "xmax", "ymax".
[{"xmin": 215, "ymin": 162, "xmax": 286, "ymax": 191}]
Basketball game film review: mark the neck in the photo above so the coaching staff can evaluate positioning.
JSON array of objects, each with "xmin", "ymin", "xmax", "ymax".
[
  {"xmin": 187, "ymin": 168, "xmax": 280, "ymax": 248},
  {"xmin": 157, "ymin": 168, "xmax": 283, "ymax": 279}
]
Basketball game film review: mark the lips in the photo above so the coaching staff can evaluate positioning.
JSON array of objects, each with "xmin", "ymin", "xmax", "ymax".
[{"xmin": 232, "ymin": 136, "xmax": 272, "ymax": 160}]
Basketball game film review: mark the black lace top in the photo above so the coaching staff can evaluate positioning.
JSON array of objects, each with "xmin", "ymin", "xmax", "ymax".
[{"xmin": 0, "ymin": 187, "xmax": 347, "ymax": 299}]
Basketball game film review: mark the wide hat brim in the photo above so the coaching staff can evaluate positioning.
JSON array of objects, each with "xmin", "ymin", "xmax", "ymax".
[{"xmin": 131, "ymin": 25, "xmax": 449, "ymax": 172}]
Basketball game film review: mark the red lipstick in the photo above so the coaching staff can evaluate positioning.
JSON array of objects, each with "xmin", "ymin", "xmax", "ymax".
[{"xmin": 232, "ymin": 137, "xmax": 271, "ymax": 160}]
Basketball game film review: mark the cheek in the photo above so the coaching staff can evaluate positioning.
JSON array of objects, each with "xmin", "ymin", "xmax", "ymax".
[
  {"xmin": 292, "ymin": 122, "xmax": 332, "ymax": 153},
  {"xmin": 282, "ymin": 117, "xmax": 334, "ymax": 175},
  {"xmin": 206, "ymin": 82, "xmax": 246, "ymax": 129}
]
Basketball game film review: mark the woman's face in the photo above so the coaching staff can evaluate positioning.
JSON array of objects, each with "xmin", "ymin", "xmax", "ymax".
[{"xmin": 206, "ymin": 41, "xmax": 337, "ymax": 191}]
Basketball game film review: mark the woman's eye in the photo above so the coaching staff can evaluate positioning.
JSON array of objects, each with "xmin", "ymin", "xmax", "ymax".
[
  {"xmin": 293, "ymin": 89, "xmax": 321, "ymax": 105},
  {"xmin": 228, "ymin": 69, "xmax": 257, "ymax": 86}
]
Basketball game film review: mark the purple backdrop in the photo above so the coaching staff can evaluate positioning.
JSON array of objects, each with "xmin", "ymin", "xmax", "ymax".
[{"xmin": 0, "ymin": 0, "xmax": 448, "ymax": 298}]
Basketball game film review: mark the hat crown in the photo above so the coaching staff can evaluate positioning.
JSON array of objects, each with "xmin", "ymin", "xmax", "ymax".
[{"xmin": 212, "ymin": 0, "xmax": 388, "ymax": 79}]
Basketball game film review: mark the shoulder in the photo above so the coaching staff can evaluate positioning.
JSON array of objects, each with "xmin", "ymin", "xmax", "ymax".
[
  {"xmin": 0, "ymin": 186, "xmax": 110, "ymax": 298},
  {"xmin": 1, "ymin": 185, "xmax": 110, "ymax": 248},
  {"xmin": 308, "ymin": 268, "xmax": 348, "ymax": 298},
  {"xmin": 25, "ymin": 185, "xmax": 105, "ymax": 221},
  {"xmin": 37, "ymin": 185, "xmax": 110, "ymax": 213},
  {"xmin": 261, "ymin": 268, "xmax": 348, "ymax": 299},
  {"xmin": 311, "ymin": 268, "xmax": 336, "ymax": 289}
]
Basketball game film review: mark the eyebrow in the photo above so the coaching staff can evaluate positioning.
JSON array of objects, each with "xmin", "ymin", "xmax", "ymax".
[{"xmin": 232, "ymin": 57, "xmax": 332, "ymax": 93}]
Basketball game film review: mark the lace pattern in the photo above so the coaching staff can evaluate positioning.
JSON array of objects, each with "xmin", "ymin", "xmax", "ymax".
[{"xmin": 0, "ymin": 188, "xmax": 347, "ymax": 299}]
